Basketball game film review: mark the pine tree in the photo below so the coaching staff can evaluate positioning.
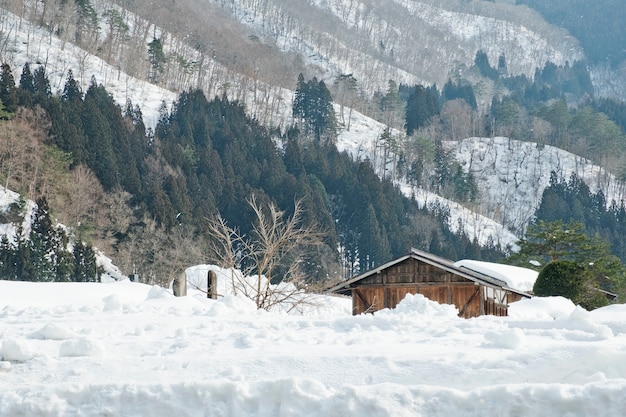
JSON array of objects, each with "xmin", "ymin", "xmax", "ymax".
[
  {"xmin": 0, "ymin": 63, "xmax": 18, "ymax": 114},
  {"xmin": 33, "ymin": 66, "xmax": 52, "ymax": 102},
  {"xmin": 73, "ymin": 240, "xmax": 98, "ymax": 282},
  {"xmin": 292, "ymin": 75, "xmax": 336, "ymax": 143},
  {"xmin": 474, "ymin": 50, "xmax": 498, "ymax": 79},
  {"xmin": 405, "ymin": 84, "xmax": 439, "ymax": 136},
  {"xmin": 29, "ymin": 197, "xmax": 57, "ymax": 281},
  {"xmin": 62, "ymin": 70, "xmax": 83, "ymax": 102},
  {"xmin": 0, "ymin": 235, "xmax": 15, "ymax": 280},
  {"xmin": 148, "ymin": 37, "xmax": 167, "ymax": 83},
  {"xmin": 18, "ymin": 62, "xmax": 35, "ymax": 106}
]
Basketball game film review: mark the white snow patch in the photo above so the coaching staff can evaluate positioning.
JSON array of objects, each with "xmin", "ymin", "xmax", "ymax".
[
  {"xmin": 2, "ymin": 339, "xmax": 34, "ymax": 362},
  {"xmin": 1, "ymin": 280, "xmax": 626, "ymax": 416},
  {"xmin": 31, "ymin": 323, "xmax": 75, "ymax": 340},
  {"xmin": 59, "ymin": 337, "xmax": 106, "ymax": 358},
  {"xmin": 454, "ymin": 259, "xmax": 538, "ymax": 292}
]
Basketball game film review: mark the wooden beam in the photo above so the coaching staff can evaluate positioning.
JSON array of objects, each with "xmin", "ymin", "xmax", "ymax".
[
  {"xmin": 354, "ymin": 288, "xmax": 372, "ymax": 313},
  {"xmin": 458, "ymin": 287, "xmax": 480, "ymax": 317}
]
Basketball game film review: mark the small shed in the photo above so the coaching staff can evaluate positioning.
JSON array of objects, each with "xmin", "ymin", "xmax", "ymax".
[{"xmin": 328, "ymin": 248, "xmax": 530, "ymax": 318}]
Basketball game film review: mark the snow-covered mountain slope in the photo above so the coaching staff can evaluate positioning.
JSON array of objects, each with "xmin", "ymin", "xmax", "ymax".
[
  {"xmin": 0, "ymin": 2, "xmax": 623, "ymax": 256},
  {"xmin": 335, "ymin": 108, "xmax": 520, "ymax": 249},
  {"xmin": 449, "ymin": 137, "xmax": 626, "ymax": 234},
  {"xmin": 335, "ymin": 109, "xmax": 626, "ymax": 249},
  {"xmin": 206, "ymin": 0, "xmax": 583, "ymax": 91},
  {"xmin": 0, "ymin": 7, "xmax": 176, "ymax": 127}
]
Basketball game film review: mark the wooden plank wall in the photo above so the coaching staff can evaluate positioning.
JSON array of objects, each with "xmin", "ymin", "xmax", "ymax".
[{"xmin": 350, "ymin": 257, "xmax": 513, "ymax": 317}]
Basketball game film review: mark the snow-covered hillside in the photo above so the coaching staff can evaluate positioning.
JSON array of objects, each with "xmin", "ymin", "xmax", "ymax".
[
  {"xmin": 449, "ymin": 137, "xmax": 626, "ymax": 234},
  {"xmin": 0, "ymin": 7, "xmax": 176, "ymax": 127},
  {"xmin": 0, "ymin": 184, "xmax": 125, "ymax": 281},
  {"xmin": 208, "ymin": 0, "xmax": 583, "ymax": 91},
  {"xmin": 2, "ymin": 278, "xmax": 626, "ymax": 416},
  {"xmin": 1, "ymin": 2, "xmax": 624, "ymax": 255}
]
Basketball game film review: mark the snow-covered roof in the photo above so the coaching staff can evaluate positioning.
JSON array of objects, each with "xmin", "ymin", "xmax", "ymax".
[
  {"xmin": 454, "ymin": 259, "xmax": 538, "ymax": 293},
  {"xmin": 329, "ymin": 248, "xmax": 531, "ymax": 297}
]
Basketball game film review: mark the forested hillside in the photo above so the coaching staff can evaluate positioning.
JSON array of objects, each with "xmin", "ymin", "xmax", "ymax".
[
  {"xmin": 1, "ymin": 0, "xmax": 626, "ymax": 298},
  {"xmin": 0, "ymin": 63, "xmax": 503, "ymax": 284}
]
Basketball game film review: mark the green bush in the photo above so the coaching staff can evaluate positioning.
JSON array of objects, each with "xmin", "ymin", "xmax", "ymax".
[{"xmin": 534, "ymin": 260, "xmax": 608, "ymax": 310}]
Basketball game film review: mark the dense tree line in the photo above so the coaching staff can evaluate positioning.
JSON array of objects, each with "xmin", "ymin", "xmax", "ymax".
[
  {"xmin": 0, "ymin": 64, "xmax": 504, "ymax": 283},
  {"xmin": 0, "ymin": 197, "xmax": 98, "ymax": 282},
  {"xmin": 534, "ymin": 172, "xmax": 626, "ymax": 266}
]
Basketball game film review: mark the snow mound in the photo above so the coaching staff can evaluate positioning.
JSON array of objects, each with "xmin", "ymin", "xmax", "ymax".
[
  {"xmin": 509, "ymin": 296, "xmax": 577, "ymax": 320},
  {"xmin": 31, "ymin": 323, "xmax": 75, "ymax": 340},
  {"xmin": 207, "ymin": 294, "xmax": 259, "ymax": 317},
  {"xmin": 59, "ymin": 338, "xmax": 106, "ymax": 358},
  {"xmin": 103, "ymin": 294, "xmax": 123, "ymax": 312},
  {"xmin": 381, "ymin": 293, "xmax": 460, "ymax": 319},
  {"xmin": 2, "ymin": 379, "xmax": 626, "ymax": 417},
  {"xmin": 2, "ymin": 339, "xmax": 34, "ymax": 362},
  {"xmin": 146, "ymin": 285, "xmax": 173, "ymax": 300},
  {"xmin": 484, "ymin": 328, "xmax": 526, "ymax": 349}
]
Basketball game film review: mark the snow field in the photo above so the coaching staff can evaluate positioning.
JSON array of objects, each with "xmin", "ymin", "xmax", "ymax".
[{"xmin": 1, "ymin": 276, "xmax": 626, "ymax": 416}]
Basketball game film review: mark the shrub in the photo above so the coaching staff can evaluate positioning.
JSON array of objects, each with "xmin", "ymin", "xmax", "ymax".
[{"xmin": 534, "ymin": 260, "xmax": 607, "ymax": 309}]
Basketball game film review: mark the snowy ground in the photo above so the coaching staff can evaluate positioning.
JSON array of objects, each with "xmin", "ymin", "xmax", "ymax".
[{"xmin": 2, "ymin": 273, "xmax": 626, "ymax": 416}]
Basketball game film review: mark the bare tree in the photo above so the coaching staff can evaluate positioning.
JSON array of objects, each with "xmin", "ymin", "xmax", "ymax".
[
  {"xmin": 115, "ymin": 214, "xmax": 207, "ymax": 287},
  {"xmin": 205, "ymin": 194, "xmax": 324, "ymax": 312},
  {"xmin": 440, "ymin": 99, "xmax": 473, "ymax": 142}
]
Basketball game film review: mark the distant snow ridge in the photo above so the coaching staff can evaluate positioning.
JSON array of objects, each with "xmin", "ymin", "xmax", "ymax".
[{"xmin": 212, "ymin": 0, "xmax": 582, "ymax": 90}]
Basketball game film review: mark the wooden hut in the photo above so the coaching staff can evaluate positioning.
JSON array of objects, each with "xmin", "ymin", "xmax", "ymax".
[{"xmin": 328, "ymin": 248, "xmax": 530, "ymax": 318}]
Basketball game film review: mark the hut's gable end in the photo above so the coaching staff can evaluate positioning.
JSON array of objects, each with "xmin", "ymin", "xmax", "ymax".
[
  {"xmin": 384, "ymin": 260, "xmax": 414, "ymax": 284},
  {"xmin": 417, "ymin": 261, "xmax": 467, "ymax": 284},
  {"xmin": 371, "ymin": 258, "xmax": 476, "ymax": 286},
  {"xmin": 335, "ymin": 249, "xmax": 528, "ymax": 318}
]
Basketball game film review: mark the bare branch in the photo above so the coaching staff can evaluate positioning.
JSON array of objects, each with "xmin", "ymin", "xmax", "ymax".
[{"xmin": 205, "ymin": 194, "xmax": 325, "ymax": 311}]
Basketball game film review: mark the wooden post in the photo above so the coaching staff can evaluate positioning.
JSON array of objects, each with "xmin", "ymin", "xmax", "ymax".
[
  {"xmin": 207, "ymin": 270, "xmax": 217, "ymax": 299},
  {"xmin": 173, "ymin": 272, "xmax": 187, "ymax": 297}
]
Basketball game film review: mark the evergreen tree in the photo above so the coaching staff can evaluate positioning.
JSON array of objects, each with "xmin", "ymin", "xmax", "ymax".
[
  {"xmin": 474, "ymin": 50, "xmax": 498, "ymax": 79},
  {"xmin": 19, "ymin": 62, "xmax": 35, "ymax": 93},
  {"xmin": 292, "ymin": 75, "xmax": 337, "ymax": 143},
  {"xmin": 380, "ymin": 80, "xmax": 403, "ymax": 127},
  {"xmin": 442, "ymin": 79, "xmax": 477, "ymax": 110},
  {"xmin": 497, "ymin": 54, "xmax": 508, "ymax": 77},
  {"xmin": 433, "ymin": 138, "xmax": 450, "ymax": 193},
  {"xmin": 405, "ymin": 85, "xmax": 439, "ymax": 136},
  {"xmin": 18, "ymin": 62, "xmax": 35, "ymax": 106},
  {"xmin": 29, "ymin": 197, "xmax": 57, "ymax": 281},
  {"xmin": 534, "ymin": 260, "xmax": 607, "ymax": 310},
  {"xmin": 148, "ymin": 37, "xmax": 167, "ymax": 83},
  {"xmin": 15, "ymin": 230, "xmax": 36, "ymax": 281},
  {"xmin": 82, "ymin": 81, "xmax": 121, "ymax": 190},
  {"xmin": 0, "ymin": 63, "xmax": 18, "ymax": 113},
  {"xmin": 0, "ymin": 235, "xmax": 15, "ymax": 280},
  {"xmin": 74, "ymin": 0, "xmax": 99, "ymax": 44},
  {"xmin": 507, "ymin": 219, "xmax": 626, "ymax": 299},
  {"xmin": 62, "ymin": 69, "xmax": 83, "ymax": 102},
  {"xmin": 73, "ymin": 240, "xmax": 98, "ymax": 282},
  {"xmin": 33, "ymin": 66, "xmax": 52, "ymax": 102}
]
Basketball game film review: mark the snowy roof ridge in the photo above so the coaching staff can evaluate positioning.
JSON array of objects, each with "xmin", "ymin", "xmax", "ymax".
[{"xmin": 327, "ymin": 247, "xmax": 531, "ymax": 296}]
